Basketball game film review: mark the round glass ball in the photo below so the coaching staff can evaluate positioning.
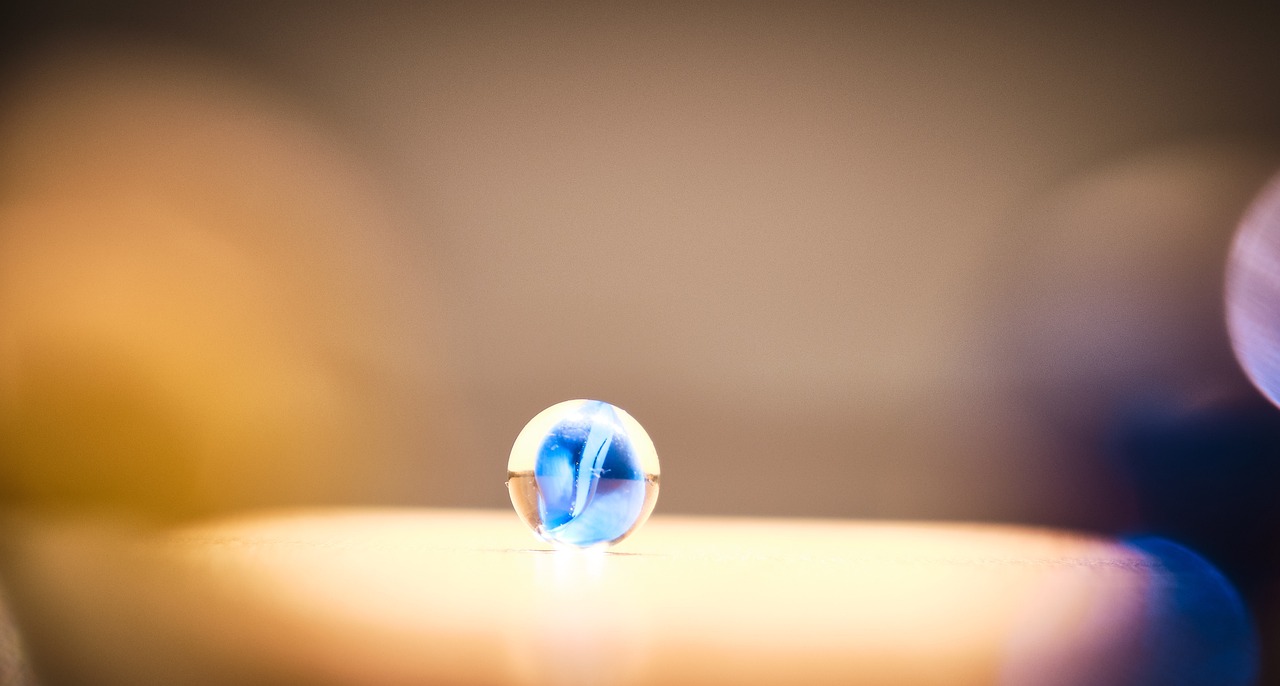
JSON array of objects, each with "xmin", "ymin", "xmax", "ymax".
[{"xmin": 507, "ymin": 399, "xmax": 660, "ymax": 548}]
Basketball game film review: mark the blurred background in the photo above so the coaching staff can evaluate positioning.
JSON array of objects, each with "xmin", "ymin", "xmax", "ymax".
[{"xmin": 2, "ymin": 0, "xmax": 1280, "ymax": 683}]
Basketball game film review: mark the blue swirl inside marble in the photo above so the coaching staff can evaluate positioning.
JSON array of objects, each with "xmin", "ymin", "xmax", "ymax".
[{"xmin": 533, "ymin": 401, "xmax": 648, "ymax": 546}]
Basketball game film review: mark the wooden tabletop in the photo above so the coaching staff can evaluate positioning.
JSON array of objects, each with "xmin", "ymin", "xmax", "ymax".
[{"xmin": 0, "ymin": 509, "xmax": 1257, "ymax": 685}]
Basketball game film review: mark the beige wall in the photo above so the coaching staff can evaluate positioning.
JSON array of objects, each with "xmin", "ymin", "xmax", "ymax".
[{"xmin": 1, "ymin": 2, "xmax": 1278, "ymax": 526}]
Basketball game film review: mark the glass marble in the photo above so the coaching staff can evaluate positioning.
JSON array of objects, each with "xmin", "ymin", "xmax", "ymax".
[{"xmin": 507, "ymin": 399, "xmax": 660, "ymax": 548}]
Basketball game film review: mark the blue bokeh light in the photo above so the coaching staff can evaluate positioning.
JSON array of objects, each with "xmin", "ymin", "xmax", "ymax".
[
  {"xmin": 1121, "ymin": 536, "xmax": 1258, "ymax": 686},
  {"xmin": 1227, "ymin": 172, "xmax": 1280, "ymax": 409}
]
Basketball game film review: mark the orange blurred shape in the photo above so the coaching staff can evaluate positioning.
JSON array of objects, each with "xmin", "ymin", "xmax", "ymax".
[{"xmin": 0, "ymin": 40, "xmax": 457, "ymax": 518}]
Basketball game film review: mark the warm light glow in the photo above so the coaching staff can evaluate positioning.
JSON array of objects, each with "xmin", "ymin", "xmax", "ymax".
[{"xmin": 0, "ymin": 511, "xmax": 1254, "ymax": 685}]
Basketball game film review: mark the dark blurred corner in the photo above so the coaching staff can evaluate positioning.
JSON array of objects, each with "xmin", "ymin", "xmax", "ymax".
[{"xmin": 2, "ymin": 0, "xmax": 1280, "ymax": 683}]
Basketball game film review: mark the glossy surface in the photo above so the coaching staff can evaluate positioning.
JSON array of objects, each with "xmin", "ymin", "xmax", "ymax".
[
  {"xmin": 507, "ymin": 400, "xmax": 660, "ymax": 547},
  {"xmin": 0, "ymin": 510, "xmax": 1256, "ymax": 686}
]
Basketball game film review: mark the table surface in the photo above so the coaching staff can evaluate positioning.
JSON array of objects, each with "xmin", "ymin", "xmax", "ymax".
[{"xmin": 0, "ymin": 509, "xmax": 1257, "ymax": 686}]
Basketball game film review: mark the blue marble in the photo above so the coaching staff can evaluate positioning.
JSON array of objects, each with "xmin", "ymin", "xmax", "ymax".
[{"xmin": 507, "ymin": 400, "xmax": 659, "ymax": 548}]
